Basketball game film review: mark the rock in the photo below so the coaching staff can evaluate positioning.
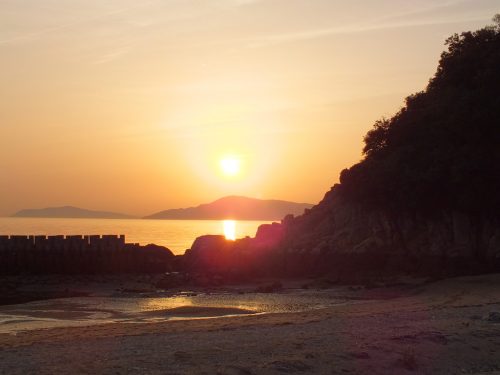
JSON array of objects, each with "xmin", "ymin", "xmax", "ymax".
[
  {"xmin": 155, "ymin": 272, "xmax": 186, "ymax": 289},
  {"xmin": 348, "ymin": 352, "xmax": 370, "ymax": 359},
  {"xmin": 121, "ymin": 288, "xmax": 153, "ymax": 293},
  {"xmin": 192, "ymin": 274, "xmax": 212, "ymax": 287},
  {"xmin": 268, "ymin": 360, "xmax": 312, "ymax": 372},
  {"xmin": 487, "ymin": 312, "xmax": 500, "ymax": 322},
  {"xmin": 301, "ymin": 278, "xmax": 336, "ymax": 290},
  {"xmin": 398, "ymin": 348, "xmax": 417, "ymax": 371},
  {"xmin": 173, "ymin": 351, "xmax": 191, "ymax": 361},
  {"xmin": 254, "ymin": 222, "xmax": 284, "ymax": 248},
  {"xmin": 184, "ymin": 235, "xmax": 234, "ymax": 274},
  {"xmin": 255, "ymin": 281, "xmax": 283, "ymax": 293},
  {"xmin": 268, "ymin": 187, "xmax": 500, "ymax": 278},
  {"xmin": 218, "ymin": 365, "xmax": 253, "ymax": 375}
]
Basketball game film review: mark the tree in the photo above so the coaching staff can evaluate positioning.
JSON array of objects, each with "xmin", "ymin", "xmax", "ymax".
[{"xmin": 338, "ymin": 15, "xmax": 500, "ymax": 215}]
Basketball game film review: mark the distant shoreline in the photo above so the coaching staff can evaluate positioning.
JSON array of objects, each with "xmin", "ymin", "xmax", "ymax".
[
  {"xmin": 2, "ymin": 216, "xmax": 275, "ymax": 222},
  {"xmin": 10, "ymin": 196, "xmax": 313, "ymax": 221}
]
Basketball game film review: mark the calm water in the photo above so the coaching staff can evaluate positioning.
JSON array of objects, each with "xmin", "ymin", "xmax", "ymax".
[
  {"xmin": 0, "ymin": 290, "xmax": 341, "ymax": 333},
  {"xmin": 0, "ymin": 218, "xmax": 272, "ymax": 255}
]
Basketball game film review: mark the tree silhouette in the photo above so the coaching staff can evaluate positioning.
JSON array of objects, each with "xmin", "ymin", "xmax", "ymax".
[{"xmin": 338, "ymin": 15, "xmax": 500, "ymax": 216}]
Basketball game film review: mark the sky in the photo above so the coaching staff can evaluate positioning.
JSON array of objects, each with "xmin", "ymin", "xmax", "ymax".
[{"xmin": 1, "ymin": 0, "xmax": 498, "ymax": 216}]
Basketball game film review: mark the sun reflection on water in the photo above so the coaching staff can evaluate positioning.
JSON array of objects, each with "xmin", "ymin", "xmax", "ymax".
[{"xmin": 223, "ymin": 220, "xmax": 236, "ymax": 240}]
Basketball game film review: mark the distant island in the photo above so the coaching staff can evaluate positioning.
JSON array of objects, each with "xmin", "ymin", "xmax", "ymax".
[
  {"xmin": 12, "ymin": 206, "xmax": 135, "ymax": 219},
  {"xmin": 11, "ymin": 197, "xmax": 313, "ymax": 221},
  {"xmin": 144, "ymin": 196, "xmax": 314, "ymax": 221}
]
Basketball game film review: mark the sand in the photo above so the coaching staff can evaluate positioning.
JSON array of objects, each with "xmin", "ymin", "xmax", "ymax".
[{"xmin": 1, "ymin": 275, "xmax": 500, "ymax": 374}]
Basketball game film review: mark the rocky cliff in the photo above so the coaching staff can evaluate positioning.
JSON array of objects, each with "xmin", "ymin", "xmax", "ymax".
[
  {"xmin": 182, "ymin": 18, "xmax": 500, "ymax": 283},
  {"xmin": 182, "ymin": 187, "xmax": 500, "ymax": 283},
  {"xmin": 276, "ymin": 187, "xmax": 500, "ymax": 281},
  {"xmin": 275, "ymin": 18, "xmax": 500, "ymax": 280}
]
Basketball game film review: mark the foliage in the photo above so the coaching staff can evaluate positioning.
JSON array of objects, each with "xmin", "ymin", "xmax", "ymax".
[{"xmin": 338, "ymin": 16, "xmax": 500, "ymax": 215}]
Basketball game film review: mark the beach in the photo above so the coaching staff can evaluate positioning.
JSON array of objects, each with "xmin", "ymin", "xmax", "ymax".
[
  {"xmin": 2, "ymin": 3, "xmax": 500, "ymax": 374},
  {"xmin": 1, "ymin": 275, "xmax": 500, "ymax": 374}
]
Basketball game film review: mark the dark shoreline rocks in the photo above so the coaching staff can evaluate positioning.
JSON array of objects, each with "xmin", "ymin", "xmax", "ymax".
[
  {"xmin": 0, "ymin": 288, "xmax": 89, "ymax": 306},
  {"xmin": 178, "ymin": 190, "xmax": 500, "ymax": 285}
]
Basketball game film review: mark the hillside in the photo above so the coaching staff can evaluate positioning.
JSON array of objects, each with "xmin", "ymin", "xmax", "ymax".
[
  {"xmin": 144, "ymin": 196, "xmax": 313, "ymax": 221},
  {"xmin": 12, "ymin": 206, "xmax": 134, "ymax": 219},
  {"xmin": 276, "ymin": 16, "xmax": 500, "ymax": 279},
  {"xmin": 184, "ymin": 17, "xmax": 500, "ymax": 281},
  {"xmin": 338, "ymin": 17, "xmax": 500, "ymax": 214}
]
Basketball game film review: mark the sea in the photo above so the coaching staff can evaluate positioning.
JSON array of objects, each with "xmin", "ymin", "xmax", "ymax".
[{"xmin": 0, "ymin": 217, "xmax": 273, "ymax": 255}]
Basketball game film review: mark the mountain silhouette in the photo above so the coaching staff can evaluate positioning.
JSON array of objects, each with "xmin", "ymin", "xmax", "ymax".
[{"xmin": 144, "ymin": 196, "xmax": 313, "ymax": 220}]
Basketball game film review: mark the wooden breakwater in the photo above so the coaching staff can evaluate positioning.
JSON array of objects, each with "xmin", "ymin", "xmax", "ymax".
[{"xmin": 0, "ymin": 235, "xmax": 174, "ymax": 274}]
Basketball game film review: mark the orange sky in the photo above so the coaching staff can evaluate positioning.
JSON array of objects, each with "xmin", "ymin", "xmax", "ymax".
[{"xmin": 1, "ymin": 0, "xmax": 498, "ymax": 216}]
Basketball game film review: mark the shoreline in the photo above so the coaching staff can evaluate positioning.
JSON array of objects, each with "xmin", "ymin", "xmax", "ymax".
[
  {"xmin": 0, "ymin": 274, "xmax": 353, "ymax": 334},
  {"xmin": 1, "ymin": 274, "xmax": 500, "ymax": 373}
]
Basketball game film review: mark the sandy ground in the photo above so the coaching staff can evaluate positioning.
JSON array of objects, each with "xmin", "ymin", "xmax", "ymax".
[{"xmin": 1, "ymin": 275, "xmax": 500, "ymax": 374}]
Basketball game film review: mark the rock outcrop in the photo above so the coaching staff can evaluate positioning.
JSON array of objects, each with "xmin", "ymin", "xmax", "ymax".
[
  {"xmin": 182, "ymin": 224, "xmax": 286, "ymax": 281},
  {"xmin": 182, "ymin": 18, "xmax": 500, "ymax": 283},
  {"xmin": 183, "ymin": 189, "xmax": 500, "ymax": 282},
  {"xmin": 276, "ymin": 187, "xmax": 500, "ymax": 281}
]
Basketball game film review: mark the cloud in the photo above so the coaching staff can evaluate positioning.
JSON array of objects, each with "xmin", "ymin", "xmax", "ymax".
[
  {"xmin": 91, "ymin": 45, "xmax": 132, "ymax": 65},
  {"xmin": 244, "ymin": 0, "xmax": 491, "ymax": 48},
  {"xmin": 0, "ymin": 1, "xmax": 160, "ymax": 46},
  {"xmin": 220, "ymin": 0, "xmax": 264, "ymax": 6}
]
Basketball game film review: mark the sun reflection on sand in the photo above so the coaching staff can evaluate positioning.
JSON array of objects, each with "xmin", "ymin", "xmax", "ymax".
[{"xmin": 139, "ymin": 296, "xmax": 194, "ymax": 311}]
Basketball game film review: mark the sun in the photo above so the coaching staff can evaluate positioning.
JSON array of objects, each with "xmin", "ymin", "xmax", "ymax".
[{"xmin": 220, "ymin": 157, "xmax": 241, "ymax": 176}]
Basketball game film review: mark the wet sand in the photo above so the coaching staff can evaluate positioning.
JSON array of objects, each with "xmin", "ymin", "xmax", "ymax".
[
  {"xmin": 1, "ymin": 275, "xmax": 500, "ymax": 374},
  {"xmin": 0, "ymin": 280, "xmax": 342, "ymax": 334}
]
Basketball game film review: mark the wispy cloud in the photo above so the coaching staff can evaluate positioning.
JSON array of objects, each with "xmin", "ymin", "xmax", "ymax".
[
  {"xmin": 0, "ymin": 0, "xmax": 266, "ymax": 49},
  {"xmin": 246, "ymin": 18, "xmax": 487, "ymax": 48},
  {"xmin": 371, "ymin": 0, "xmax": 472, "ymax": 24},
  {"xmin": 244, "ymin": 0, "xmax": 490, "ymax": 48},
  {"xmin": 0, "ymin": 1, "xmax": 159, "ymax": 46},
  {"xmin": 91, "ymin": 45, "xmax": 132, "ymax": 65}
]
